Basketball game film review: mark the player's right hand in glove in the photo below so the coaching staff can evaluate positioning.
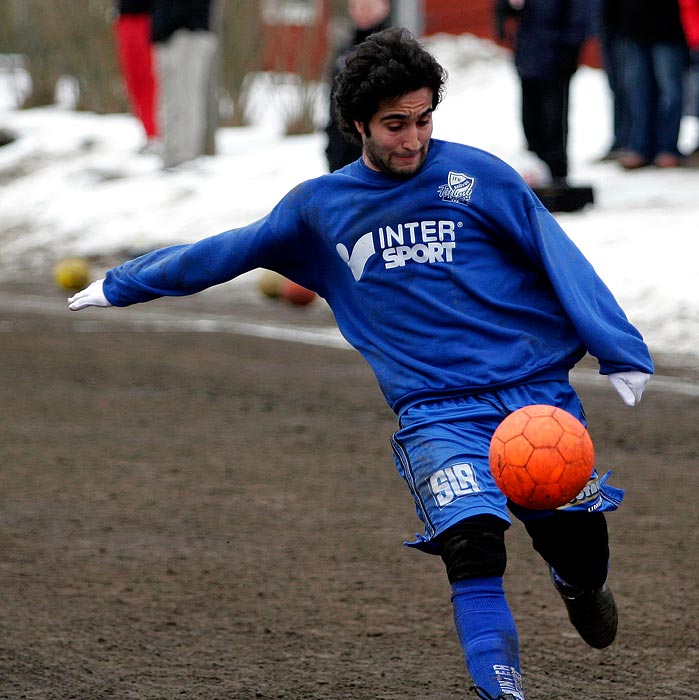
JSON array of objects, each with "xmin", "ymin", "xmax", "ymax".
[{"xmin": 68, "ymin": 279, "xmax": 112, "ymax": 311}]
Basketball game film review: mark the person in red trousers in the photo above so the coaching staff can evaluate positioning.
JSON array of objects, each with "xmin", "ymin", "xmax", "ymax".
[{"xmin": 114, "ymin": 0, "xmax": 159, "ymax": 151}]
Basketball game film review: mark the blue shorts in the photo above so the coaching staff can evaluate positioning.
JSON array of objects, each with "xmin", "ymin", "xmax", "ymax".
[{"xmin": 390, "ymin": 381, "xmax": 624, "ymax": 553}]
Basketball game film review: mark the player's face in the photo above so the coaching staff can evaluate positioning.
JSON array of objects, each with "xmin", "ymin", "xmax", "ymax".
[{"xmin": 355, "ymin": 88, "xmax": 434, "ymax": 178}]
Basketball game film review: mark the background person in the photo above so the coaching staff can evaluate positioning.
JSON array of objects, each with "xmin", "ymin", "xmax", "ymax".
[
  {"xmin": 68, "ymin": 29, "xmax": 652, "ymax": 700},
  {"xmin": 495, "ymin": 0, "xmax": 593, "ymax": 185},
  {"xmin": 113, "ymin": 0, "xmax": 159, "ymax": 152},
  {"xmin": 324, "ymin": 0, "xmax": 392, "ymax": 172},
  {"xmin": 615, "ymin": 0, "xmax": 688, "ymax": 169},
  {"xmin": 151, "ymin": 0, "xmax": 219, "ymax": 169},
  {"xmin": 596, "ymin": 0, "xmax": 632, "ymax": 161}
]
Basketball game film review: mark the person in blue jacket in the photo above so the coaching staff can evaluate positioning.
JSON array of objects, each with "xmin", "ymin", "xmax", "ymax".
[{"xmin": 68, "ymin": 28, "xmax": 653, "ymax": 700}]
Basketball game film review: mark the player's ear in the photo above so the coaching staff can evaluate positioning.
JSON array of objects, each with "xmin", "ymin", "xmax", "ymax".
[{"xmin": 354, "ymin": 120, "xmax": 367, "ymax": 139}]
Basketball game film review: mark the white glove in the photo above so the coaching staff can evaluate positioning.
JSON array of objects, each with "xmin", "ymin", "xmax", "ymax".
[
  {"xmin": 608, "ymin": 371, "xmax": 650, "ymax": 407},
  {"xmin": 67, "ymin": 279, "xmax": 112, "ymax": 311}
]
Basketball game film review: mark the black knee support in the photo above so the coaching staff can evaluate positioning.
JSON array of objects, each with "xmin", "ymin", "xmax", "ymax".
[
  {"xmin": 434, "ymin": 514, "xmax": 509, "ymax": 584},
  {"xmin": 524, "ymin": 510, "xmax": 610, "ymax": 590}
]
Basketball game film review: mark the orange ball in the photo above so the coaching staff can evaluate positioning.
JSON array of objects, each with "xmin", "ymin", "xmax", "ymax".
[
  {"xmin": 280, "ymin": 279, "xmax": 316, "ymax": 306},
  {"xmin": 489, "ymin": 404, "xmax": 594, "ymax": 510}
]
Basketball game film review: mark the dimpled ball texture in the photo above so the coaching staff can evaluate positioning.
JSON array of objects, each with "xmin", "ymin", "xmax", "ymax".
[{"xmin": 488, "ymin": 404, "xmax": 594, "ymax": 510}]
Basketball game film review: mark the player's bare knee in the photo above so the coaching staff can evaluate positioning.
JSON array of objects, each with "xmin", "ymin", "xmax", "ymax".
[{"xmin": 436, "ymin": 514, "xmax": 509, "ymax": 583}]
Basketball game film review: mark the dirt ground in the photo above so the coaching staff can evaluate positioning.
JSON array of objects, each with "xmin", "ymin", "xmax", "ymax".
[{"xmin": 0, "ymin": 283, "xmax": 697, "ymax": 700}]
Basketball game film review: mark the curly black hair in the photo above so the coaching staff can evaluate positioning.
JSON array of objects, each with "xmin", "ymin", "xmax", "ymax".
[{"xmin": 332, "ymin": 27, "xmax": 447, "ymax": 146}]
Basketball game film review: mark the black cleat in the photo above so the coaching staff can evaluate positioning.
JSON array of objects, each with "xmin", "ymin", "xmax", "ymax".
[{"xmin": 551, "ymin": 568, "xmax": 618, "ymax": 649}]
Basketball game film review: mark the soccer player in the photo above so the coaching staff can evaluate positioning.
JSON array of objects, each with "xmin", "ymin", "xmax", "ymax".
[{"xmin": 68, "ymin": 28, "xmax": 653, "ymax": 700}]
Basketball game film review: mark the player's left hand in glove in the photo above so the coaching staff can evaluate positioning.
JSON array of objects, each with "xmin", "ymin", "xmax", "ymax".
[
  {"xmin": 608, "ymin": 371, "xmax": 650, "ymax": 407},
  {"xmin": 67, "ymin": 279, "xmax": 112, "ymax": 311}
]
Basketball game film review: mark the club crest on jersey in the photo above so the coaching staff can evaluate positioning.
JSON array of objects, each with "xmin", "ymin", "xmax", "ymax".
[{"xmin": 438, "ymin": 171, "xmax": 475, "ymax": 205}]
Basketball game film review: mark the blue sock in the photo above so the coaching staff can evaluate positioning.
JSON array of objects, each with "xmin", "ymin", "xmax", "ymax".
[{"xmin": 451, "ymin": 576, "xmax": 525, "ymax": 700}]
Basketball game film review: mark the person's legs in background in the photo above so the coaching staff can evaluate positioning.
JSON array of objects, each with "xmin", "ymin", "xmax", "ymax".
[
  {"xmin": 651, "ymin": 41, "xmax": 687, "ymax": 166},
  {"xmin": 115, "ymin": 13, "xmax": 159, "ymax": 147},
  {"xmin": 600, "ymin": 26, "xmax": 631, "ymax": 158},
  {"xmin": 156, "ymin": 28, "xmax": 217, "ymax": 169},
  {"xmin": 521, "ymin": 77, "xmax": 569, "ymax": 182},
  {"xmin": 685, "ymin": 48, "xmax": 699, "ymax": 163},
  {"xmin": 619, "ymin": 37, "xmax": 657, "ymax": 168},
  {"xmin": 181, "ymin": 29, "xmax": 218, "ymax": 160},
  {"xmin": 520, "ymin": 77, "xmax": 543, "ymax": 161}
]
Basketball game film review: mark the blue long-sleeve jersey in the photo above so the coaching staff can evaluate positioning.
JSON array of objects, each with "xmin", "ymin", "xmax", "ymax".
[{"xmin": 103, "ymin": 139, "xmax": 653, "ymax": 414}]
